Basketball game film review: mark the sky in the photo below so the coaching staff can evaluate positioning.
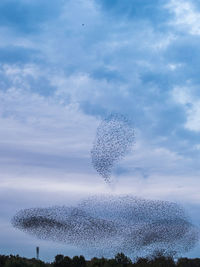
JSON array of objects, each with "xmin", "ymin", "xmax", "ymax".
[{"xmin": 1, "ymin": 0, "xmax": 200, "ymax": 261}]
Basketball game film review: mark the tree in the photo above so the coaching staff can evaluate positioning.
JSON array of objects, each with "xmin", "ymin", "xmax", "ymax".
[
  {"xmin": 135, "ymin": 257, "xmax": 149, "ymax": 267},
  {"xmin": 149, "ymin": 255, "xmax": 175, "ymax": 267},
  {"xmin": 177, "ymin": 257, "xmax": 200, "ymax": 267},
  {"xmin": 79, "ymin": 256, "xmax": 86, "ymax": 267},
  {"xmin": 62, "ymin": 256, "xmax": 72, "ymax": 267},
  {"xmin": 89, "ymin": 257, "xmax": 106, "ymax": 267},
  {"xmin": 0, "ymin": 255, "xmax": 8, "ymax": 267},
  {"xmin": 54, "ymin": 255, "xmax": 64, "ymax": 267},
  {"xmin": 4, "ymin": 258, "xmax": 29, "ymax": 267},
  {"xmin": 72, "ymin": 256, "xmax": 86, "ymax": 267},
  {"xmin": 115, "ymin": 253, "xmax": 132, "ymax": 266},
  {"xmin": 104, "ymin": 259, "xmax": 117, "ymax": 267}
]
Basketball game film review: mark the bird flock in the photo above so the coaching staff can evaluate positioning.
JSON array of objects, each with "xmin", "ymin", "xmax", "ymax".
[
  {"xmin": 91, "ymin": 114, "xmax": 134, "ymax": 183},
  {"xmin": 11, "ymin": 113, "xmax": 199, "ymax": 258},
  {"xmin": 12, "ymin": 195, "xmax": 198, "ymax": 258}
]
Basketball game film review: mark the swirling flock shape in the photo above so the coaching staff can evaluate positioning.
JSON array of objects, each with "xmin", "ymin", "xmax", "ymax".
[
  {"xmin": 12, "ymin": 195, "xmax": 199, "ymax": 258},
  {"xmin": 91, "ymin": 114, "xmax": 135, "ymax": 183},
  {"xmin": 11, "ymin": 114, "xmax": 199, "ymax": 258}
]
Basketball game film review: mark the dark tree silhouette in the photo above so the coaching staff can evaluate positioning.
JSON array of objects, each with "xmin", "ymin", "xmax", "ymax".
[
  {"xmin": 54, "ymin": 255, "xmax": 64, "ymax": 267},
  {"xmin": 0, "ymin": 255, "xmax": 8, "ymax": 267},
  {"xmin": 115, "ymin": 253, "xmax": 132, "ymax": 266},
  {"xmin": 62, "ymin": 256, "xmax": 72, "ymax": 267},
  {"xmin": 72, "ymin": 255, "xmax": 86, "ymax": 267},
  {"xmin": 177, "ymin": 258, "xmax": 200, "ymax": 267},
  {"xmin": 1, "ymin": 253, "xmax": 200, "ymax": 267}
]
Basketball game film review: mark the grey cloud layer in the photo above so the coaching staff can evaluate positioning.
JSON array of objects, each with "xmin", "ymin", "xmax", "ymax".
[{"xmin": 0, "ymin": 0, "xmax": 200, "ymax": 186}]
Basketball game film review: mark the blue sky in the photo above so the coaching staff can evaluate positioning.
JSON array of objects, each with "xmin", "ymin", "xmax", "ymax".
[{"xmin": 1, "ymin": 0, "xmax": 200, "ymax": 261}]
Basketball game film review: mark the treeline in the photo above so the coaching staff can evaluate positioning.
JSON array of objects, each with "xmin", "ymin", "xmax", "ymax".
[{"xmin": 1, "ymin": 253, "xmax": 200, "ymax": 267}]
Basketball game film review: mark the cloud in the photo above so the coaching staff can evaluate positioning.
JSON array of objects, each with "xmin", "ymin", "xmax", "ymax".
[
  {"xmin": 172, "ymin": 86, "xmax": 200, "ymax": 132},
  {"xmin": 1, "ymin": 0, "xmax": 200, "ymax": 258},
  {"xmin": 0, "ymin": 0, "xmax": 199, "ymax": 186},
  {"xmin": 166, "ymin": 0, "xmax": 200, "ymax": 35}
]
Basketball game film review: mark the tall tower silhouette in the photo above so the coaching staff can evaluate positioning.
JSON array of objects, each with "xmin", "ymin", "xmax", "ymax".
[{"xmin": 36, "ymin": 247, "xmax": 39, "ymax": 260}]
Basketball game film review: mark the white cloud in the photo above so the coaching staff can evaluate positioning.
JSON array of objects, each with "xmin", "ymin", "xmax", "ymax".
[
  {"xmin": 172, "ymin": 86, "xmax": 200, "ymax": 132},
  {"xmin": 167, "ymin": 0, "xmax": 200, "ymax": 35},
  {"xmin": 0, "ymin": 63, "xmax": 199, "ymax": 200}
]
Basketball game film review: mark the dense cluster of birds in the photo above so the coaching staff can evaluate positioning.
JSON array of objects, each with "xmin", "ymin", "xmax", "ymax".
[
  {"xmin": 91, "ymin": 114, "xmax": 135, "ymax": 183},
  {"xmin": 11, "ymin": 113, "xmax": 199, "ymax": 257},
  {"xmin": 12, "ymin": 195, "xmax": 199, "ymax": 258}
]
